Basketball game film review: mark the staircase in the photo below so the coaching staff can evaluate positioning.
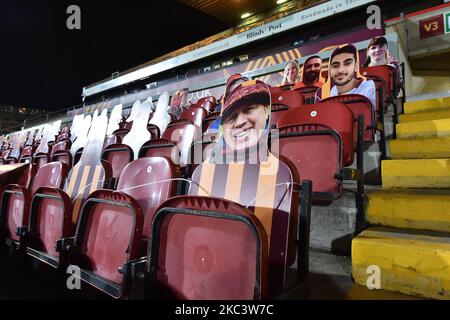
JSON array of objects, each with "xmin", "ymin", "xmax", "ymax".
[{"xmin": 352, "ymin": 96, "xmax": 450, "ymax": 300}]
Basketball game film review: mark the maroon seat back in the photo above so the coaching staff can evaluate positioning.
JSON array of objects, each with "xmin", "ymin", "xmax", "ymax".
[
  {"xmin": 294, "ymin": 86, "xmax": 320, "ymax": 104},
  {"xmin": 179, "ymin": 107, "xmax": 207, "ymax": 127},
  {"xmin": 148, "ymin": 196, "xmax": 268, "ymax": 299},
  {"xmin": 146, "ymin": 124, "xmax": 160, "ymax": 139},
  {"xmin": 102, "ymin": 144, "xmax": 134, "ymax": 185},
  {"xmin": 117, "ymin": 157, "xmax": 180, "ymax": 240},
  {"xmin": 361, "ymin": 65, "xmax": 394, "ymax": 97},
  {"xmin": 19, "ymin": 146, "xmax": 35, "ymax": 163},
  {"xmin": 270, "ymin": 90, "xmax": 304, "ymax": 109},
  {"xmin": 277, "ymin": 102, "xmax": 355, "ymax": 166},
  {"xmin": 272, "ymin": 124, "xmax": 342, "ymax": 202},
  {"xmin": 104, "ymin": 134, "xmax": 121, "ymax": 149},
  {"xmin": 72, "ymin": 190, "xmax": 143, "ymax": 298},
  {"xmin": 321, "ymin": 94, "xmax": 375, "ymax": 142},
  {"xmin": 159, "ymin": 120, "xmax": 201, "ymax": 167}
]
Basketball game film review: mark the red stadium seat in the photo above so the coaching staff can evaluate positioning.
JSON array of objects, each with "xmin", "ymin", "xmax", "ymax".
[
  {"xmin": 179, "ymin": 107, "xmax": 207, "ymax": 127},
  {"xmin": 272, "ymin": 124, "xmax": 342, "ymax": 203},
  {"xmin": 103, "ymin": 134, "xmax": 121, "ymax": 149},
  {"xmin": 320, "ymin": 94, "xmax": 375, "ymax": 143},
  {"xmin": 56, "ymin": 189, "xmax": 143, "ymax": 298},
  {"xmin": 0, "ymin": 162, "xmax": 69, "ymax": 250},
  {"xmin": 102, "ymin": 143, "xmax": 134, "ymax": 188},
  {"xmin": 144, "ymin": 196, "xmax": 269, "ymax": 299},
  {"xmin": 18, "ymin": 146, "xmax": 35, "ymax": 163},
  {"xmin": 277, "ymin": 102, "xmax": 355, "ymax": 166},
  {"xmin": 294, "ymin": 86, "xmax": 320, "ymax": 104},
  {"xmin": 53, "ymin": 157, "xmax": 180, "ymax": 298},
  {"xmin": 270, "ymin": 90, "xmax": 305, "ymax": 109},
  {"xmin": 50, "ymin": 140, "xmax": 72, "ymax": 167},
  {"xmin": 139, "ymin": 119, "xmax": 201, "ymax": 168}
]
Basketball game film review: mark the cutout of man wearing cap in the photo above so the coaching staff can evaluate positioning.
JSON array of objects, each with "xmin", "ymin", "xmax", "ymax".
[
  {"xmin": 211, "ymin": 79, "xmax": 271, "ymax": 164},
  {"xmin": 206, "ymin": 74, "xmax": 249, "ymax": 133},
  {"xmin": 292, "ymin": 55, "xmax": 325, "ymax": 89},
  {"xmin": 320, "ymin": 44, "xmax": 376, "ymax": 110}
]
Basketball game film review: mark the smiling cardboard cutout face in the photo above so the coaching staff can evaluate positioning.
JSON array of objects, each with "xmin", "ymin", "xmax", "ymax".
[{"xmin": 212, "ymin": 79, "xmax": 271, "ymax": 164}]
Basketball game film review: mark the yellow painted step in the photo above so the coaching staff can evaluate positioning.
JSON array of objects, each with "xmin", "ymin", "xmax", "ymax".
[
  {"xmin": 389, "ymin": 137, "xmax": 450, "ymax": 159},
  {"xmin": 397, "ymin": 119, "xmax": 450, "ymax": 139},
  {"xmin": 399, "ymin": 109, "xmax": 450, "ymax": 123},
  {"xmin": 382, "ymin": 159, "xmax": 450, "ymax": 189},
  {"xmin": 367, "ymin": 190, "xmax": 450, "ymax": 232},
  {"xmin": 404, "ymin": 97, "xmax": 450, "ymax": 114},
  {"xmin": 352, "ymin": 227, "xmax": 450, "ymax": 300}
]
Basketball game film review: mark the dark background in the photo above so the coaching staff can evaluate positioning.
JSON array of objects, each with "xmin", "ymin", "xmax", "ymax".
[{"xmin": 0, "ymin": 0, "xmax": 227, "ymax": 110}]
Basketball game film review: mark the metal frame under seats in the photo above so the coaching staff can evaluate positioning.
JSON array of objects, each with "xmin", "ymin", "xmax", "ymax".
[
  {"xmin": 56, "ymin": 190, "xmax": 143, "ymax": 299},
  {"xmin": 114, "ymin": 157, "xmax": 180, "ymax": 250},
  {"xmin": 25, "ymin": 161, "xmax": 112, "ymax": 269},
  {"xmin": 201, "ymin": 112, "xmax": 220, "ymax": 133},
  {"xmin": 50, "ymin": 140, "xmax": 73, "ymax": 167},
  {"xmin": 294, "ymin": 86, "xmax": 320, "ymax": 104},
  {"xmin": 0, "ymin": 162, "xmax": 69, "ymax": 251},
  {"xmin": 272, "ymin": 124, "xmax": 342, "ymax": 204},
  {"xmin": 277, "ymin": 102, "xmax": 366, "ymax": 234},
  {"xmin": 18, "ymin": 146, "xmax": 35, "ymax": 164},
  {"xmin": 102, "ymin": 144, "xmax": 134, "ymax": 189},
  {"xmin": 179, "ymin": 106, "xmax": 208, "ymax": 128}
]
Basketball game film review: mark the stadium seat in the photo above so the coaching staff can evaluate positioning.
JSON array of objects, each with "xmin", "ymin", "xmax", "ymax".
[
  {"xmin": 270, "ymin": 90, "xmax": 305, "ymax": 109},
  {"xmin": 0, "ymin": 162, "xmax": 69, "ymax": 251},
  {"xmin": 294, "ymin": 86, "xmax": 320, "ymax": 104},
  {"xmin": 320, "ymin": 94, "xmax": 375, "ymax": 143},
  {"xmin": 50, "ymin": 140, "xmax": 72, "ymax": 167},
  {"xmin": 18, "ymin": 146, "xmax": 35, "ymax": 163},
  {"xmin": 102, "ymin": 143, "xmax": 134, "ymax": 189},
  {"xmin": 139, "ymin": 119, "xmax": 201, "ymax": 168},
  {"xmin": 278, "ymin": 102, "xmax": 355, "ymax": 166},
  {"xmin": 142, "ymin": 196, "xmax": 269, "ymax": 299},
  {"xmin": 178, "ymin": 106, "xmax": 207, "ymax": 127},
  {"xmin": 277, "ymin": 102, "xmax": 366, "ymax": 232}
]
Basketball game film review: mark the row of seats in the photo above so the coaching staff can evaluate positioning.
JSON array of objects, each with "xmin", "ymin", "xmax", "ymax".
[{"xmin": 0, "ymin": 63, "xmax": 402, "ymax": 299}]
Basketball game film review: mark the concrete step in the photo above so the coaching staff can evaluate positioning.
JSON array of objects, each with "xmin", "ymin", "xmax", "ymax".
[
  {"xmin": 381, "ymin": 159, "xmax": 450, "ymax": 189},
  {"xmin": 399, "ymin": 109, "xmax": 450, "ymax": 123},
  {"xmin": 366, "ymin": 189, "xmax": 450, "ymax": 233},
  {"xmin": 396, "ymin": 118, "xmax": 450, "ymax": 139},
  {"xmin": 389, "ymin": 136, "xmax": 450, "ymax": 159},
  {"xmin": 404, "ymin": 97, "xmax": 450, "ymax": 114},
  {"xmin": 352, "ymin": 227, "xmax": 450, "ymax": 300}
]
